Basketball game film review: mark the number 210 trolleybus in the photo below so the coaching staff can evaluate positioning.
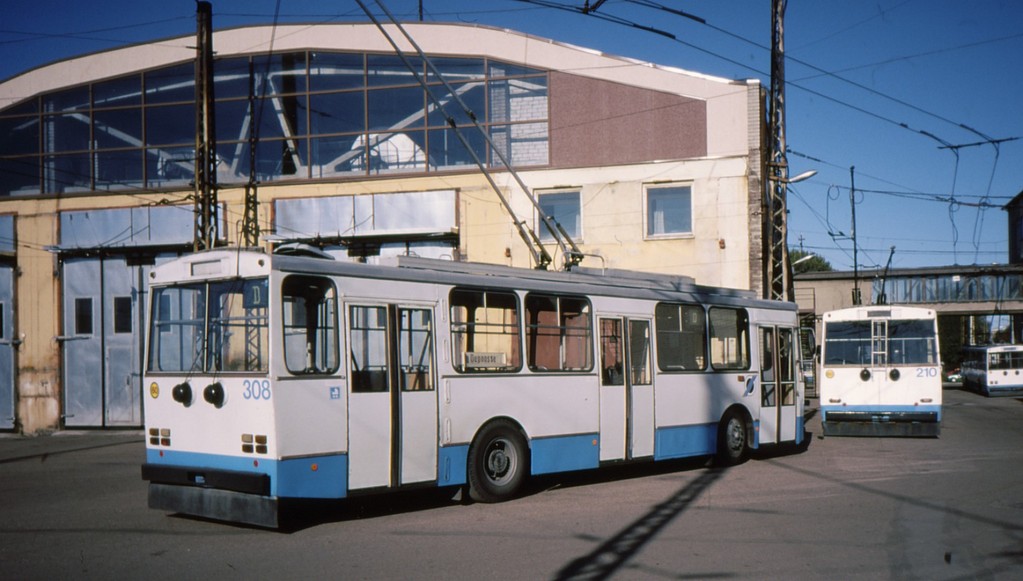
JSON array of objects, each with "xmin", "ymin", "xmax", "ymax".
[
  {"xmin": 141, "ymin": 249, "xmax": 807, "ymax": 527},
  {"xmin": 819, "ymin": 305, "xmax": 941, "ymax": 437}
]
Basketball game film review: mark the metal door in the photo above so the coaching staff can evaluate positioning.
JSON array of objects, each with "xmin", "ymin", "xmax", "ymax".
[
  {"xmin": 62, "ymin": 256, "xmax": 146, "ymax": 427},
  {"xmin": 0, "ymin": 263, "xmax": 15, "ymax": 430},
  {"xmin": 347, "ymin": 304, "xmax": 437, "ymax": 490},
  {"xmin": 599, "ymin": 317, "xmax": 654, "ymax": 461},
  {"xmin": 759, "ymin": 326, "xmax": 797, "ymax": 444}
]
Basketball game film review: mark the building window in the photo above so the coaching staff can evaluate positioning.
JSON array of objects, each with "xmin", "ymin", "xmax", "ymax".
[
  {"xmin": 538, "ymin": 190, "xmax": 581, "ymax": 241},
  {"xmin": 0, "ymin": 52, "xmax": 549, "ymax": 196},
  {"xmin": 75, "ymin": 298, "xmax": 93, "ymax": 335},
  {"xmin": 646, "ymin": 184, "xmax": 692, "ymax": 237},
  {"xmin": 113, "ymin": 296, "xmax": 133, "ymax": 334}
]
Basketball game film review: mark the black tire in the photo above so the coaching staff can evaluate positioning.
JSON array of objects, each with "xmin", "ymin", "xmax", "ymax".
[
  {"xmin": 467, "ymin": 420, "xmax": 528, "ymax": 503},
  {"xmin": 715, "ymin": 409, "xmax": 750, "ymax": 466}
]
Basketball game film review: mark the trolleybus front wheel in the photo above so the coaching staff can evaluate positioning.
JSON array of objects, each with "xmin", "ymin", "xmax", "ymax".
[
  {"xmin": 716, "ymin": 409, "xmax": 750, "ymax": 466},
  {"xmin": 467, "ymin": 420, "xmax": 528, "ymax": 503}
]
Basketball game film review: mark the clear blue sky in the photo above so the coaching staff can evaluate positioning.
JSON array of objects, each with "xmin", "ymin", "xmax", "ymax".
[{"xmin": 2, "ymin": 0, "xmax": 1021, "ymax": 272}]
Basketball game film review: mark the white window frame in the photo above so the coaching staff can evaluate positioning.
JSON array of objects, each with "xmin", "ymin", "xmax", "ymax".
[
  {"xmin": 644, "ymin": 182, "xmax": 693, "ymax": 239},
  {"xmin": 537, "ymin": 189, "xmax": 582, "ymax": 242}
]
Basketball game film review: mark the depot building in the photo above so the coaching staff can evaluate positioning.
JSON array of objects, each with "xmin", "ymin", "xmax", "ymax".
[{"xmin": 0, "ymin": 22, "xmax": 771, "ymax": 433}]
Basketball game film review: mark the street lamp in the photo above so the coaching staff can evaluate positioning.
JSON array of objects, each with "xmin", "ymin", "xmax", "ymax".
[{"xmin": 784, "ymin": 169, "xmax": 817, "ymax": 184}]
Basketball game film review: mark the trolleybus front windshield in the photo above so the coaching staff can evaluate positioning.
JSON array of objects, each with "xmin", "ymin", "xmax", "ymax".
[
  {"xmin": 148, "ymin": 278, "xmax": 269, "ymax": 373},
  {"xmin": 824, "ymin": 319, "xmax": 936, "ymax": 366}
]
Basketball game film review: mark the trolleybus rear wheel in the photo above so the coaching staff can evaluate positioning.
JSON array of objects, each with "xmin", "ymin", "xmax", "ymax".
[{"xmin": 467, "ymin": 420, "xmax": 528, "ymax": 503}]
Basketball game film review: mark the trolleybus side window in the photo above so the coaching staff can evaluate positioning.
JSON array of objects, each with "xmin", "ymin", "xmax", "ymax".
[
  {"xmin": 450, "ymin": 288, "xmax": 521, "ymax": 373},
  {"xmin": 525, "ymin": 293, "xmax": 593, "ymax": 372},
  {"xmin": 709, "ymin": 307, "xmax": 750, "ymax": 371},
  {"xmin": 654, "ymin": 302, "xmax": 707, "ymax": 371},
  {"xmin": 282, "ymin": 276, "xmax": 339, "ymax": 375},
  {"xmin": 349, "ymin": 305, "xmax": 389, "ymax": 392}
]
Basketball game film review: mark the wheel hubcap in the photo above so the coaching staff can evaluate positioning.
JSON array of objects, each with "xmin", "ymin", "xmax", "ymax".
[{"xmin": 486, "ymin": 440, "xmax": 514, "ymax": 482}]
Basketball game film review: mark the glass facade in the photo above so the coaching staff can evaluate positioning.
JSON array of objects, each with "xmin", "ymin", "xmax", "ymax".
[
  {"xmin": 0, "ymin": 51, "xmax": 550, "ymax": 196},
  {"xmin": 874, "ymin": 272, "xmax": 1023, "ymax": 304}
]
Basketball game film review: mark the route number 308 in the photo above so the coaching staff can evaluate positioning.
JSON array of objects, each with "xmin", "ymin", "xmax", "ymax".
[{"xmin": 243, "ymin": 379, "xmax": 272, "ymax": 400}]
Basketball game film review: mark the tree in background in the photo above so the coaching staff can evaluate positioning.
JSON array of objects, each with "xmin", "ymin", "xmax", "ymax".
[{"xmin": 790, "ymin": 249, "xmax": 832, "ymax": 274}]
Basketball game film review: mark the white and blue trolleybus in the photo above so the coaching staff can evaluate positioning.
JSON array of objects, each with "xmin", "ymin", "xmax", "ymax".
[
  {"xmin": 141, "ymin": 249, "xmax": 807, "ymax": 527},
  {"xmin": 961, "ymin": 344, "xmax": 1023, "ymax": 396},
  {"xmin": 819, "ymin": 305, "xmax": 941, "ymax": 437}
]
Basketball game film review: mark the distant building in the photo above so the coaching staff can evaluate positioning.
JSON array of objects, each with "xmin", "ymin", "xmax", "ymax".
[{"xmin": 0, "ymin": 22, "xmax": 770, "ymax": 432}]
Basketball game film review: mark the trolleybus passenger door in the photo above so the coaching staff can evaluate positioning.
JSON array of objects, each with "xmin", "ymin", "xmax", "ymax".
[
  {"xmin": 347, "ymin": 304, "xmax": 437, "ymax": 491},
  {"xmin": 758, "ymin": 326, "xmax": 797, "ymax": 444},
  {"xmin": 599, "ymin": 317, "xmax": 654, "ymax": 461}
]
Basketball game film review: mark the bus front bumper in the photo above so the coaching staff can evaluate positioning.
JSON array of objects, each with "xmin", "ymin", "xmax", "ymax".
[
  {"xmin": 821, "ymin": 410, "xmax": 940, "ymax": 438},
  {"xmin": 142, "ymin": 464, "xmax": 278, "ymax": 528}
]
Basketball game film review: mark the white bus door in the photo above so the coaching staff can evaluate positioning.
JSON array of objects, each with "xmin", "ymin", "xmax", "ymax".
[
  {"xmin": 347, "ymin": 305, "xmax": 437, "ymax": 491},
  {"xmin": 599, "ymin": 317, "xmax": 654, "ymax": 461},
  {"xmin": 759, "ymin": 326, "xmax": 797, "ymax": 444}
]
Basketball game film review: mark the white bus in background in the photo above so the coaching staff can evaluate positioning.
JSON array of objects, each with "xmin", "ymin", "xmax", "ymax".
[
  {"xmin": 961, "ymin": 344, "xmax": 1023, "ymax": 396},
  {"xmin": 819, "ymin": 305, "xmax": 941, "ymax": 437},
  {"xmin": 141, "ymin": 248, "xmax": 807, "ymax": 527}
]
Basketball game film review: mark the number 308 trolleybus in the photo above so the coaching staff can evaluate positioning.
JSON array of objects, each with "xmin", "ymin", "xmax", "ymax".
[
  {"xmin": 141, "ymin": 248, "xmax": 807, "ymax": 527},
  {"xmin": 819, "ymin": 305, "xmax": 941, "ymax": 437}
]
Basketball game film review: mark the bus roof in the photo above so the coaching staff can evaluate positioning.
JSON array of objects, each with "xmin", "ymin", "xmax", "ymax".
[
  {"xmin": 150, "ymin": 249, "xmax": 796, "ymax": 313},
  {"xmin": 822, "ymin": 305, "xmax": 936, "ymax": 322}
]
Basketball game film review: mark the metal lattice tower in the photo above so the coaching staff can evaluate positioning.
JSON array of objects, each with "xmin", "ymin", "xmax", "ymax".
[
  {"xmin": 766, "ymin": 0, "xmax": 791, "ymax": 301},
  {"xmin": 193, "ymin": 1, "xmax": 219, "ymax": 252}
]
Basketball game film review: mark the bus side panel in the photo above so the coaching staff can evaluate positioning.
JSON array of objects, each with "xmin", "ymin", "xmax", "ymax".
[
  {"xmin": 438, "ymin": 445, "xmax": 469, "ymax": 486},
  {"xmin": 442, "ymin": 375, "xmax": 600, "ymax": 475},
  {"xmin": 531, "ymin": 433, "xmax": 600, "ymax": 474},
  {"xmin": 276, "ymin": 454, "xmax": 348, "ymax": 498},
  {"xmin": 654, "ymin": 373, "xmax": 753, "ymax": 457},
  {"xmin": 274, "ymin": 378, "xmax": 348, "ymax": 458},
  {"xmin": 654, "ymin": 423, "xmax": 716, "ymax": 459}
]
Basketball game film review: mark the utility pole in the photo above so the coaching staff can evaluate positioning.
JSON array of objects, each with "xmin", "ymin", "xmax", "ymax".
[
  {"xmin": 850, "ymin": 166, "xmax": 861, "ymax": 305},
  {"xmin": 766, "ymin": 0, "xmax": 790, "ymax": 300},
  {"xmin": 193, "ymin": 1, "xmax": 218, "ymax": 251},
  {"xmin": 241, "ymin": 59, "xmax": 259, "ymax": 247}
]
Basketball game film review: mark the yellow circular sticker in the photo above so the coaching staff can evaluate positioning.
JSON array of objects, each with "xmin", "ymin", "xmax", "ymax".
[{"xmin": 149, "ymin": 382, "xmax": 160, "ymax": 399}]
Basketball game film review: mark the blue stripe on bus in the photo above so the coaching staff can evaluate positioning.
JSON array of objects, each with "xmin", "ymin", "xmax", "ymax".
[
  {"xmin": 654, "ymin": 423, "xmax": 716, "ymax": 460},
  {"xmin": 438, "ymin": 445, "xmax": 469, "ymax": 486},
  {"xmin": 530, "ymin": 433, "xmax": 600, "ymax": 474},
  {"xmin": 821, "ymin": 404, "xmax": 942, "ymax": 420},
  {"xmin": 276, "ymin": 455, "xmax": 347, "ymax": 499}
]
